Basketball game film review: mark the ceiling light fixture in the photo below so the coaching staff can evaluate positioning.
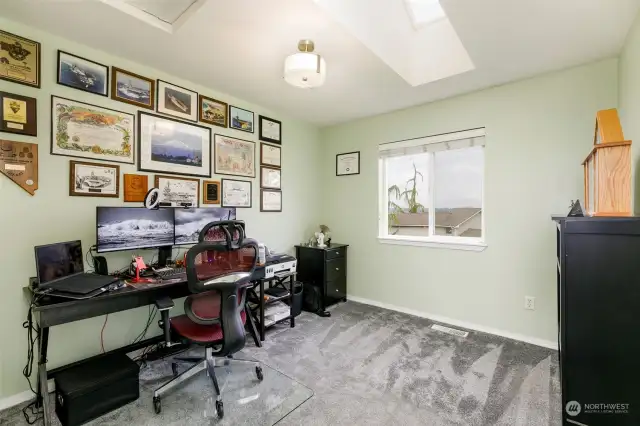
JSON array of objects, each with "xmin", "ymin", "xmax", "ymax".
[{"xmin": 284, "ymin": 40, "xmax": 327, "ymax": 89}]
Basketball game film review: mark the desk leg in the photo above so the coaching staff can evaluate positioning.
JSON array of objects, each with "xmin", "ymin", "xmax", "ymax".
[
  {"xmin": 259, "ymin": 281, "xmax": 265, "ymax": 341},
  {"xmin": 290, "ymin": 277, "xmax": 295, "ymax": 328},
  {"xmin": 37, "ymin": 327, "xmax": 51, "ymax": 425},
  {"xmin": 245, "ymin": 303, "xmax": 261, "ymax": 348}
]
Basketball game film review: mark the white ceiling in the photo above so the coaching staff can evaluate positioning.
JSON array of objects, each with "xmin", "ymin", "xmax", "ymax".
[{"xmin": 2, "ymin": 0, "xmax": 639, "ymax": 126}]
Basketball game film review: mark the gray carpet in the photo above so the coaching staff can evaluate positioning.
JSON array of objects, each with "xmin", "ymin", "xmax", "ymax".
[{"xmin": 1, "ymin": 301, "xmax": 560, "ymax": 425}]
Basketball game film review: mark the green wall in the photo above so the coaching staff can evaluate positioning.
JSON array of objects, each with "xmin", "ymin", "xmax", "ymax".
[
  {"xmin": 0, "ymin": 17, "xmax": 321, "ymax": 398},
  {"xmin": 320, "ymin": 59, "xmax": 619, "ymax": 345}
]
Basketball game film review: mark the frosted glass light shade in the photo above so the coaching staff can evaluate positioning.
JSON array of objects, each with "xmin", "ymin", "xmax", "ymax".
[{"xmin": 284, "ymin": 52, "xmax": 327, "ymax": 88}]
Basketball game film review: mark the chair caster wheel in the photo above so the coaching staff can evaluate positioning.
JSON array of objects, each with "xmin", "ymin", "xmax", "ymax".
[
  {"xmin": 256, "ymin": 366, "xmax": 264, "ymax": 381},
  {"xmin": 216, "ymin": 400, "xmax": 224, "ymax": 418},
  {"xmin": 153, "ymin": 396, "xmax": 161, "ymax": 414},
  {"xmin": 171, "ymin": 363, "xmax": 179, "ymax": 377}
]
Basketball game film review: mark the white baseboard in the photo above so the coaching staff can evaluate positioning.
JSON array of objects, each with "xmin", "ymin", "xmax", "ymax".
[
  {"xmin": 0, "ymin": 380, "xmax": 55, "ymax": 412},
  {"xmin": 347, "ymin": 295, "xmax": 558, "ymax": 350}
]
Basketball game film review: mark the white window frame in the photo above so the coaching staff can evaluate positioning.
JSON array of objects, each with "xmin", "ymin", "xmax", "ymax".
[{"xmin": 378, "ymin": 128, "xmax": 487, "ymax": 251}]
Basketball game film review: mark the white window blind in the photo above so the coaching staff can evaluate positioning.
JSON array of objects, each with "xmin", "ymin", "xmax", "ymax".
[{"xmin": 379, "ymin": 128, "xmax": 486, "ymax": 158}]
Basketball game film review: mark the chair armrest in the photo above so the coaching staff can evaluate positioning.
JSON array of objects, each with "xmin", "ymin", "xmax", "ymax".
[{"xmin": 155, "ymin": 296, "xmax": 174, "ymax": 311}]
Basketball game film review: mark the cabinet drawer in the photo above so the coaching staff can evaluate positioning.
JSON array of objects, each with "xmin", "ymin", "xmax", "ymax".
[
  {"xmin": 326, "ymin": 247, "xmax": 345, "ymax": 260},
  {"xmin": 325, "ymin": 258, "xmax": 345, "ymax": 281},
  {"xmin": 327, "ymin": 277, "xmax": 346, "ymax": 299}
]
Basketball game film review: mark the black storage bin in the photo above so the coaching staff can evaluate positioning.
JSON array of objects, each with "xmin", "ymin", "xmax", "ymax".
[
  {"xmin": 288, "ymin": 281, "xmax": 303, "ymax": 317},
  {"xmin": 302, "ymin": 282, "xmax": 323, "ymax": 313},
  {"xmin": 55, "ymin": 353, "xmax": 139, "ymax": 426}
]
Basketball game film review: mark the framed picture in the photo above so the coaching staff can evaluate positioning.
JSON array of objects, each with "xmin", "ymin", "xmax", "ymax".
[
  {"xmin": 259, "ymin": 115, "xmax": 281, "ymax": 144},
  {"xmin": 123, "ymin": 173, "xmax": 148, "ymax": 202},
  {"xmin": 138, "ymin": 111, "xmax": 211, "ymax": 178},
  {"xmin": 57, "ymin": 51, "xmax": 108, "ymax": 96},
  {"xmin": 199, "ymin": 95, "xmax": 227, "ymax": 127},
  {"xmin": 0, "ymin": 92, "xmax": 37, "ymax": 136},
  {"xmin": 221, "ymin": 178, "xmax": 252, "ymax": 208},
  {"xmin": 336, "ymin": 151, "xmax": 360, "ymax": 176},
  {"xmin": 260, "ymin": 143, "xmax": 281, "ymax": 168},
  {"xmin": 229, "ymin": 105, "xmax": 254, "ymax": 133},
  {"xmin": 111, "ymin": 67, "xmax": 155, "ymax": 109},
  {"xmin": 69, "ymin": 160, "xmax": 119, "ymax": 197},
  {"xmin": 52, "ymin": 96, "xmax": 135, "ymax": 164},
  {"xmin": 0, "ymin": 30, "xmax": 41, "ymax": 88},
  {"xmin": 261, "ymin": 190, "xmax": 282, "ymax": 212},
  {"xmin": 156, "ymin": 79, "xmax": 198, "ymax": 122},
  {"xmin": 155, "ymin": 175, "xmax": 200, "ymax": 207},
  {"xmin": 214, "ymin": 134, "xmax": 255, "ymax": 178},
  {"xmin": 203, "ymin": 180, "xmax": 220, "ymax": 204},
  {"xmin": 260, "ymin": 166, "xmax": 281, "ymax": 190}
]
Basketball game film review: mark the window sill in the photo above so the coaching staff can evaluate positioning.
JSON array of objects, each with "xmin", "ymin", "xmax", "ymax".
[{"xmin": 377, "ymin": 235, "xmax": 487, "ymax": 252}]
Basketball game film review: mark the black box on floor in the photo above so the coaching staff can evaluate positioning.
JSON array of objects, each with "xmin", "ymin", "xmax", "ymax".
[{"xmin": 54, "ymin": 352, "xmax": 139, "ymax": 426}]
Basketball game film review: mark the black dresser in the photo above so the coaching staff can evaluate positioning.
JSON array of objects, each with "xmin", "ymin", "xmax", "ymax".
[
  {"xmin": 554, "ymin": 216, "xmax": 640, "ymax": 426},
  {"xmin": 295, "ymin": 244, "xmax": 348, "ymax": 314}
]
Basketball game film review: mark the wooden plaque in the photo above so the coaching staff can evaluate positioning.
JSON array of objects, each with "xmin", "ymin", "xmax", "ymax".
[
  {"xmin": 0, "ymin": 139, "xmax": 38, "ymax": 195},
  {"xmin": 203, "ymin": 180, "xmax": 220, "ymax": 204},
  {"xmin": 124, "ymin": 173, "xmax": 148, "ymax": 202},
  {"xmin": 0, "ymin": 92, "xmax": 37, "ymax": 136}
]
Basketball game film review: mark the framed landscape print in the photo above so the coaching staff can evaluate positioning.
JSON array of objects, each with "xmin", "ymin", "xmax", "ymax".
[
  {"xmin": 259, "ymin": 115, "xmax": 281, "ymax": 144},
  {"xmin": 203, "ymin": 180, "xmax": 220, "ymax": 204},
  {"xmin": 260, "ymin": 166, "xmax": 281, "ymax": 190},
  {"xmin": 214, "ymin": 134, "xmax": 255, "ymax": 178},
  {"xmin": 199, "ymin": 95, "xmax": 227, "ymax": 127},
  {"xmin": 111, "ymin": 67, "xmax": 155, "ymax": 109},
  {"xmin": 229, "ymin": 105, "xmax": 254, "ymax": 133},
  {"xmin": 138, "ymin": 111, "xmax": 211, "ymax": 178},
  {"xmin": 221, "ymin": 178, "xmax": 252, "ymax": 208},
  {"xmin": 156, "ymin": 79, "xmax": 198, "ymax": 122},
  {"xmin": 0, "ymin": 92, "xmax": 37, "ymax": 136},
  {"xmin": 261, "ymin": 190, "xmax": 282, "ymax": 212},
  {"xmin": 69, "ymin": 160, "xmax": 119, "ymax": 198},
  {"xmin": 0, "ymin": 30, "xmax": 41, "ymax": 88},
  {"xmin": 336, "ymin": 151, "xmax": 360, "ymax": 176},
  {"xmin": 260, "ymin": 143, "xmax": 281, "ymax": 168},
  {"xmin": 57, "ymin": 51, "xmax": 108, "ymax": 96},
  {"xmin": 155, "ymin": 175, "xmax": 200, "ymax": 207},
  {"xmin": 52, "ymin": 96, "xmax": 135, "ymax": 164}
]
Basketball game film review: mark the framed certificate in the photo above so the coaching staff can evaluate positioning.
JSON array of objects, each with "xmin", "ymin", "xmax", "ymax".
[
  {"xmin": 259, "ymin": 115, "xmax": 281, "ymax": 144},
  {"xmin": 260, "ymin": 166, "xmax": 281, "ymax": 190},
  {"xmin": 221, "ymin": 178, "xmax": 252, "ymax": 208},
  {"xmin": 261, "ymin": 190, "xmax": 282, "ymax": 212},
  {"xmin": 336, "ymin": 151, "xmax": 360, "ymax": 176},
  {"xmin": 260, "ymin": 143, "xmax": 281, "ymax": 168}
]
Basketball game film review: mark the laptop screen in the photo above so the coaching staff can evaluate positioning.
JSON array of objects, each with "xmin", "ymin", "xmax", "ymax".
[{"xmin": 35, "ymin": 240, "xmax": 84, "ymax": 285}]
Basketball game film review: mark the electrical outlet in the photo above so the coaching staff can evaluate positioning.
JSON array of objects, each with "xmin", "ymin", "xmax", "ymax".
[{"xmin": 525, "ymin": 296, "xmax": 535, "ymax": 310}]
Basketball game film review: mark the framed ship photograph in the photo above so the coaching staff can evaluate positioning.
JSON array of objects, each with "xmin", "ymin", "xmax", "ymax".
[
  {"xmin": 214, "ymin": 134, "xmax": 255, "ymax": 178},
  {"xmin": 0, "ymin": 91, "xmax": 37, "ymax": 136},
  {"xmin": 57, "ymin": 51, "xmax": 109, "ymax": 97},
  {"xmin": 199, "ymin": 95, "xmax": 227, "ymax": 127},
  {"xmin": 52, "ymin": 96, "xmax": 135, "ymax": 164},
  {"xmin": 261, "ymin": 189, "xmax": 282, "ymax": 212},
  {"xmin": 156, "ymin": 79, "xmax": 198, "ymax": 122},
  {"xmin": 203, "ymin": 180, "xmax": 220, "ymax": 204},
  {"xmin": 260, "ymin": 143, "xmax": 281, "ymax": 168},
  {"xmin": 260, "ymin": 166, "xmax": 281, "ymax": 190},
  {"xmin": 138, "ymin": 111, "xmax": 211, "ymax": 178},
  {"xmin": 69, "ymin": 160, "xmax": 120, "ymax": 198},
  {"xmin": 111, "ymin": 67, "xmax": 155, "ymax": 109},
  {"xmin": 0, "ymin": 30, "xmax": 41, "ymax": 88},
  {"xmin": 155, "ymin": 174, "xmax": 200, "ymax": 207},
  {"xmin": 229, "ymin": 105, "xmax": 254, "ymax": 133},
  {"xmin": 221, "ymin": 178, "xmax": 252, "ymax": 208},
  {"xmin": 259, "ymin": 115, "xmax": 281, "ymax": 144}
]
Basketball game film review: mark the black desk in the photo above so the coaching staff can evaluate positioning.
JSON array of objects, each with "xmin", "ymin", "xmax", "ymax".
[{"xmin": 24, "ymin": 273, "xmax": 263, "ymax": 426}]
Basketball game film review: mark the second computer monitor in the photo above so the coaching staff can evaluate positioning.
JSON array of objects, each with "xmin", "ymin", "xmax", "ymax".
[
  {"xmin": 174, "ymin": 207, "xmax": 236, "ymax": 245},
  {"xmin": 97, "ymin": 207, "xmax": 175, "ymax": 253}
]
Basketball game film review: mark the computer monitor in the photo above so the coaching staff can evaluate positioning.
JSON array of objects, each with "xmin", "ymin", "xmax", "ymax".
[
  {"xmin": 35, "ymin": 240, "xmax": 85, "ymax": 285},
  {"xmin": 174, "ymin": 207, "xmax": 236, "ymax": 245},
  {"xmin": 96, "ymin": 207, "xmax": 175, "ymax": 253}
]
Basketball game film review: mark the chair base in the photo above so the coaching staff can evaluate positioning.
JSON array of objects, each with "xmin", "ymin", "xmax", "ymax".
[{"xmin": 152, "ymin": 347, "xmax": 263, "ymax": 418}]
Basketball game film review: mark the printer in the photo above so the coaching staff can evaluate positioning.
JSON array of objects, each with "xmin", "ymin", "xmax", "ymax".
[{"xmin": 253, "ymin": 253, "xmax": 297, "ymax": 280}]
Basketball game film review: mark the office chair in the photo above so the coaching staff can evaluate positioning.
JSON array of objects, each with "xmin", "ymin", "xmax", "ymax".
[{"xmin": 152, "ymin": 221, "xmax": 263, "ymax": 419}]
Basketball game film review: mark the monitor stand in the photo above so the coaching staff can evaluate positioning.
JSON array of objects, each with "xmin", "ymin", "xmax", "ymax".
[{"xmin": 157, "ymin": 246, "xmax": 172, "ymax": 267}]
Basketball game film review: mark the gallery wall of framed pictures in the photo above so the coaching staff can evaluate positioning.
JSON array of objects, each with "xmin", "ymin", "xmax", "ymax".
[{"xmin": 0, "ymin": 27, "xmax": 287, "ymax": 214}]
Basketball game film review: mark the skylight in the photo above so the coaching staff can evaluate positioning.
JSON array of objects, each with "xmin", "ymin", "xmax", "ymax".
[
  {"xmin": 404, "ymin": 0, "xmax": 446, "ymax": 29},
  {"xmin": 101, "ymin": 0, "xmax": 206, "ymax": 33}
]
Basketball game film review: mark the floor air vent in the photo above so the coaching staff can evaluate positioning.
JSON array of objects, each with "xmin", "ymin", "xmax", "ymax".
[{"xmin": 431, "ymin": 324, "xmax": 469, "ymax": 338}]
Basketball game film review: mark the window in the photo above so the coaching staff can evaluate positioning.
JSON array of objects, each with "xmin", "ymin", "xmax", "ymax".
[{"xmin": 378, "ymin": 128, "xmax": 485, "ymax": 251}]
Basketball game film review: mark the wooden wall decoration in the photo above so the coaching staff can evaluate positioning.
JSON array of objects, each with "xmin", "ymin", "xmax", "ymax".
[
  {"xmin": 0, "ymin": 139, "xmax": 38, "ymax": 195},
  {"xmin": 583, "ymin": 108, "xmax": 631, "ymax": 216},
  {"xmin": 124, "ymin": 173, "xmax": 148, "ymax": 202}
]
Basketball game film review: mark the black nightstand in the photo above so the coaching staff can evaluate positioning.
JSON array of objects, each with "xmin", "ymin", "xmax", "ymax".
[{"xmin": 295, "ymin": 243, "xmax": 348, "ymax": 316}]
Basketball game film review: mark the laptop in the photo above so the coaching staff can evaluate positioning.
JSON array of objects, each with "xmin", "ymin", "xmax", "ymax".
[{"xmin": 34, "ymin": 240, "xmax": 119, "ymax": 297}]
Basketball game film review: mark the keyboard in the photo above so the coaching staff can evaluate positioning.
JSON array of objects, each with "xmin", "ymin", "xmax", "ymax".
[{"xmin": 155, "ymin": 267, "xmax": 186, "ymax": 280}]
